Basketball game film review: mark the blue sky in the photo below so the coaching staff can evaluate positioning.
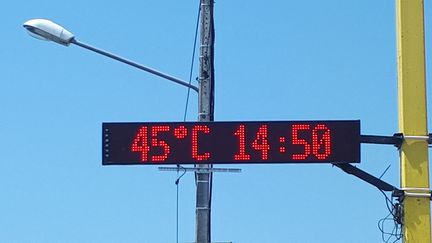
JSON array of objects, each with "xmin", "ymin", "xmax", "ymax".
[{"xmin": 2, "ymin": 0, "xmax": 432, "ymax": 242}]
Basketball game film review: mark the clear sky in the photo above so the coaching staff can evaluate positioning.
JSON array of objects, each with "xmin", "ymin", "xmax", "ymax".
[{"xmin": 2, "ymin": 0, "xmax": 432, "ymax": 242}]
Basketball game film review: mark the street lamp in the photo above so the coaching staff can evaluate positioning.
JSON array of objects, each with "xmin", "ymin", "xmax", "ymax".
[
  {"xmin": 23, "ymin": 19, "xmax": 199, "ymax": 93},
  {"xmin": 24, "ymin": 16, "xmax": 214, "ymax": 243}
]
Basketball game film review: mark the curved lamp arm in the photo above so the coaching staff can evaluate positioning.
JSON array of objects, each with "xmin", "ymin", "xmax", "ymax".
[{"xmin": 23, "ymin": 18, "xmax": 198, "ymax": 93}]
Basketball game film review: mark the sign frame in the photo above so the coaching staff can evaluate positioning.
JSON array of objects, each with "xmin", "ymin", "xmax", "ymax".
[{"xmin": 102, "ymin": 120, "xmax": 361, "ymax": 165}]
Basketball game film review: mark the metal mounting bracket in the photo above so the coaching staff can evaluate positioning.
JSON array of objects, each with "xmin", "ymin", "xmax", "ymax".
[
  {"xmin": 158, "ymin": 166, "xmax": 242, "ymax": 174},
  {"xmin": 333, "ymin": 163, "xmax": 397, "ymax": 192},
  {"xmin": 360, "ymin": 133, "xmax": 432, "ymax": 148}
]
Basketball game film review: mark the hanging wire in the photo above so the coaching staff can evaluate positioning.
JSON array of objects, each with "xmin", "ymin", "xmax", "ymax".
[
  {"xmin": 176, "ymin": 3, "xmax": 201, "ymax": 243},
  {"xmin": 181, "ymin": 0, "xmax": 215, "ymax": 241},
  {"xmin": 207, "ymin": 0, "xmax": 216, "ymax": 237},
  {"xmin": 379, "ymin": 164, "xmax": 391, "ymax": 179},
  {"xmin": 175, "ymin": 165, "xmax": 187, "ymax": 243},
  {"xmin": 183, "ymin": 1, "xmax": 202, "ymax": 122},
  {"xmin": 378, "ymin": 190, "xmax": 402, "ymax": 242}
]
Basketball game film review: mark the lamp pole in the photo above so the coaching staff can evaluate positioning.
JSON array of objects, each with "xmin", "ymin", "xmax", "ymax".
[{"xmin": 196, "ymin": 0, "xmax": 215, "ymax": 242}]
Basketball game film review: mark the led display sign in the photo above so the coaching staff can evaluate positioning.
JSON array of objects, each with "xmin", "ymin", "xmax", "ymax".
[{"xmin": 102, "ymin": 120, "xmax": 360, "ymax": 165}]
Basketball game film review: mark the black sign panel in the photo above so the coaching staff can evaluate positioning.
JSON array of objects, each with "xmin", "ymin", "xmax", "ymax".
[{"xmin": 103, "ymin": 120, "xmax": 360, "ymax": 165}]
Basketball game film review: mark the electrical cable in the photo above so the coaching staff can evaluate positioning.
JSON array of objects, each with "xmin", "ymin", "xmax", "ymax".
[
  {"xmin": 379, "ymin": 189, "xmax": 394, "ymax": 216},
  {"xmin": 176, "ymin": 2, "xmax": 201, "ymax": 243},
  {"xmin": 175, "ymin": 165, "xmax": 187, "ymax": 243},
  {"xmin": 379, "ymin": 164, "xmax": 391, "ymax": 179},
  {"xmin": 207, "ymin": 1, "xmax": 216, "ymax": 241},
  {"xmin": 378, "ymin": 212, "xmax": 393, "ymax": 242},
  {"xmin": 183, "ymin": 3, "xmax": 201, "ymax": 122},
  {"xmin": 187, "ymin": 0, "xmax": 215, "ymax": 241},
  {"xmin": 378, "ymin": 190, "xmax": 402, "ymax": 242},
  {"xmin": 176, "ymin": 167, "xmax": 179, "ymax": 243},
  {"xmin": 191, "ymin": 0, "xmax": 215, "ymax": 241}
]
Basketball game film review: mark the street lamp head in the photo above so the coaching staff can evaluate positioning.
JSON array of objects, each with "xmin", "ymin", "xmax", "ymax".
[{"xmin": 23, "ymin": 19, "xmax": 75, "ymax": 46}]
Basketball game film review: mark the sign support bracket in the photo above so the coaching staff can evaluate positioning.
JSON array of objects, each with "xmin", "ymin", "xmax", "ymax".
[
  {"xmin": 333, "ymin": 163, "xmax": 398, "ymax": 192},
  {"xmin": 159, "ymin": 167, "xmax": 242, "ymax": 174},
  {"xmin": 360, "ymin": 133, "xmax": 432, "ymax": 147}
]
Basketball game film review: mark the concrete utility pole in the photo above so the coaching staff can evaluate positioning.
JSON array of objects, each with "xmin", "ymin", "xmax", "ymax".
[
  {"xmin": 196, "ymin": 0, "xmax": 215, "ymax": 242},
  {"xmin": 396, "ymin": 0, "xmax": 431, "ymax": 242}
]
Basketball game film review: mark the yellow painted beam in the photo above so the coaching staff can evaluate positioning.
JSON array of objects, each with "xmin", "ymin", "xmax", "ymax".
[{"xmin": 396, "ymin": 0, "xmax": 431, "ymax": 242}]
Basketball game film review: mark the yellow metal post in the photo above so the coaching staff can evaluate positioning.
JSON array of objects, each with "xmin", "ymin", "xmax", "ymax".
[{"xmin": 396, "ymin": 0, "xmax": 431, "ymax": 242}]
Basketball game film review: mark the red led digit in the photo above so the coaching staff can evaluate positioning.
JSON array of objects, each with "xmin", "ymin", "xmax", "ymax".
[
  {"xmin": 279, "ymin": 137, "xmax": 286, "ymax": 153},
  {"xmin": 234, "ymin": 125, "xmax": 251, "ymax": 161},
  {"xmin": 292, "ymin": 124, "xmax": 311, "ymax": 160},
  {"xmin": 151, "ymin": 126, "xmax": 171, "ymax": 162},
  {"xmin": 174, "ymin": 126, "xmax": 188, "ymax": 139},
  {"xmin": 251, "ymin": 125, "xmax": 270, "ymax": 160},
  {"xmin": 312, "ymin": 124, "xmax": 332, "ymax": 160},
  {"xmin": 131, "ymin": 126, "xmax": 150, "ymax": 161},
  {"xmin": 192, "ymin": 125, "xmax": 211, "ymax": 161}
]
